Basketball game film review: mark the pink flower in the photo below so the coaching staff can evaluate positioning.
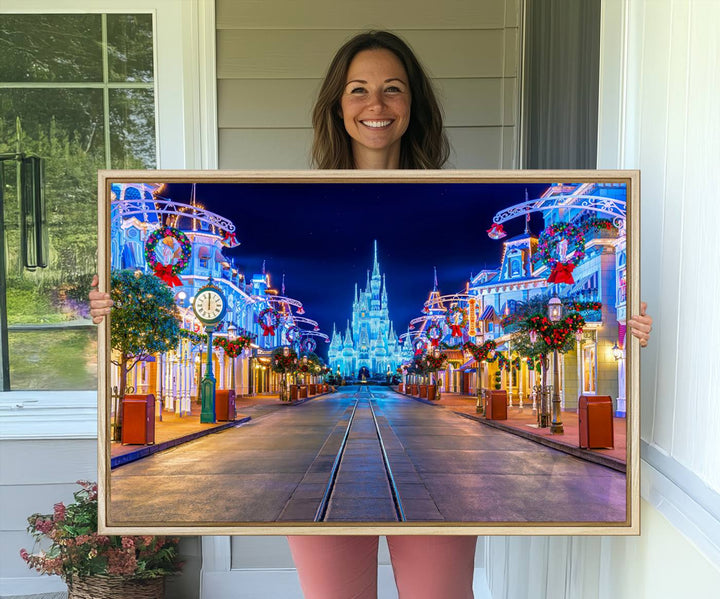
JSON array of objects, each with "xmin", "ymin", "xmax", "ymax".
[
  {"xmin": 121, "ymin": 537, "xmax": 135, "ymax": 549},
  {"xmin": 19, "ymin": 548, "xmax": 29, "ymax": 562},
  {"xmin": 53, "ymin": 502, "xmax": 66, "ymax": 522}
]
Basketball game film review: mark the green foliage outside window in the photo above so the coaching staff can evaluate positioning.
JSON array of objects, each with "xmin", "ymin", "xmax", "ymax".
[{"xmin": 0, "ymin": 13, "xmax": 156, "ymax": 390}]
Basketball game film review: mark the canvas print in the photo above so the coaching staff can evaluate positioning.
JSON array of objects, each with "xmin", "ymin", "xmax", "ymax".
[{"xmin": 98, "ymin": 170, "xmax": 639, "ymax": 535}]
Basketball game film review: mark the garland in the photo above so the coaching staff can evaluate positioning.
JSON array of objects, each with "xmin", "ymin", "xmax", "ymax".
[
  {"xmin": 270, "ymin": 346, "xmax": 298, "ymax": 373},
  {"xmin": 463, "ymin": 340, "xmax": 497, "ymax": 363},
  {"xmin": 258, "ymin": 307, "xmax": 280, "ymax": 336},
  {"xmin": 144, "ymin": 226, "xmax": 192, "ymax": 287},
  {"xmin": 426, "ymin": 323, "xmax": 443, "ymax": 347},
  {"xmin": 179, "ymin": 329, "xmax": 207, "ymax": 345},
  {"xmin": 423, "ymin": 352, "xmax": 447, "ymax": 372},
  {"xmin": 566, "ymin": 301, "xmax": 602, "ymax": 312},
  {"xmin": 214, "ymin": 331, "xmax": 256, "ymax": 358},
  {"xmin": 527, "ymin": 312, "xmax": 585, "ymax": 350},
  {"xmin": 445, "ymin": 305, "xmax": 468, "ymax": 337}
]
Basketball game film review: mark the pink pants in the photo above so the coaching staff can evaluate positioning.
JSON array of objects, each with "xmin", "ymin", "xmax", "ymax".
[{"xmin": 287, "ymin": 535, "xmax": 477, "ymax": 599}]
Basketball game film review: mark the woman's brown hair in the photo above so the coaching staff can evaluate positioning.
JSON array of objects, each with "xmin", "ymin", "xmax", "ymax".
[{"xmin": 311, "ymin": 31, "xmax": 449, "ymax": 170}]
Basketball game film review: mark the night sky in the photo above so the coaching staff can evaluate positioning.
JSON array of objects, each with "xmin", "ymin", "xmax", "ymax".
[{"xmin": 159, "ymin": 181, "xmax": 550, "ymax": 358}]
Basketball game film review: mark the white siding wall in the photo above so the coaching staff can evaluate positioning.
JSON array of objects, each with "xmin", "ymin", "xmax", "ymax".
[
  {"xmin": 485, "ymin": 1, "xmax": 720, "ymax": 597},
  {"xmin": 211, "ymin": 1, "xmax": 519, "ymax": 595},
  {"xmin": 216, "ymin": 0, "xmax": 522, "ymax": 169}
]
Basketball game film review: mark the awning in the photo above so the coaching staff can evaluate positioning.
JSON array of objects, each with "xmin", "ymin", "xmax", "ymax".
[
  {"xmin": 197, "ymin": 246, "xmax": 211, "ymax": 259},
  {"xmin": 568, "ymin": 272, "xmax": 598, "ymax": 296},
  {"xmin": 459, "ymin": 358, "xmax": 476, "ymax": 371},
  {"xmin": 480, "ymin": 305, "xmax": 496, "ymax": 320}
]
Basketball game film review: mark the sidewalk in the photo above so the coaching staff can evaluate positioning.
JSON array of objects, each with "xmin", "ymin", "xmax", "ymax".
[
  {"xmin": 401, "ymin": 390, "xmax": 627, "ymax": 473},
  {"xmin": 109, "ymin": 391, "xmax": 322, "ymax": 468}
]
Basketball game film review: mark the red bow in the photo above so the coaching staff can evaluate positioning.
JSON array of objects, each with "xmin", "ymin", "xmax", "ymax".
[
  {"xmin": 547, "ymin": 262, "xmax": 575, "ymax": 284},
  {"xmin": 486, "ymin": 223, "xmax": 507, "ymax": 240},
  {"xmin": 450, "ymin": 325, "xmax": 463, "ymax": 337},
  {"xmin": 261, "ymin": 324, "xmax": 276, "ymax": 337},
  {"xmin": 431, "ymin": 338, "xmax": 439, "ymax": 347},
  {"xmin": 222, "ymin": 232, "xmax": 238, "ymax": 246},
  {"xmin": 154, "ymin": 264, "xmax": 182, "ymax": 287}
]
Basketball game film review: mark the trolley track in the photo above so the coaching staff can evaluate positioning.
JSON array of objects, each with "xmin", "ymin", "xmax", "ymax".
[{"xmin": 314, "ymin": 386, "xmax": 406, "ymax": 522}]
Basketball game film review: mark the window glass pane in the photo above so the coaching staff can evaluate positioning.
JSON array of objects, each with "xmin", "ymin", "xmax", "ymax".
[
  {"xmin": 0, "ymin": 12, "xmax": 156, "ymax": 390},
  {"xmin": 8, "ymin": 329, "xmax": 97, "ymax": 390},
  {"xmin": 107, "ymin": 14, "xmax": 154, "ymax": 83},
  {"xmin": 109, "ymin": 88, "xmax": 156, "ymax": 168},
  {"xmin": 0, "ymin": 14, "xmax": 103, "ymax": 82}
]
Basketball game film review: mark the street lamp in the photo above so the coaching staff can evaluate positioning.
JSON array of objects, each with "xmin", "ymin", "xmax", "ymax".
[
  {"xmin": 433, "ymin": 346, "xmax": 442, "ymax": 400},
  {"xmin": 547, "ymin": 296, "xmax": 564, "ymax": 434},
  {"xmin": 612, "ymin": 341, "xmax": 623, "ymax": 361},
  {"xmin": 227, "ymin": 323, "xmax": 237, "ymax": 393}
]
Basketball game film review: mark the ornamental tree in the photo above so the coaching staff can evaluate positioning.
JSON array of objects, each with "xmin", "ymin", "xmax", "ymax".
[
  {"xmin": 503, "ymin": 294, "xmax": 585, "ymax": 387},
  {"xmin": 110, "ymin": 270, "xmax": 180, "ymax": 438}
]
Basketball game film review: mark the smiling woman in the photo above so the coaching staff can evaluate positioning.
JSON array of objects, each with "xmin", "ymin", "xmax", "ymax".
[
  {"xmin": 340, "ymin": 48, "xmax": 412, "ymax": 169},
  {"xmin": 311, "ymin": 30, "xmax": 448, "ymax": 170}
]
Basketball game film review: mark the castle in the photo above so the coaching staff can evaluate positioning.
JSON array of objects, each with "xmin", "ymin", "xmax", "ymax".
[{"xmin": 327, "ymin": 241, "xmax": 408, "ymax": 377}]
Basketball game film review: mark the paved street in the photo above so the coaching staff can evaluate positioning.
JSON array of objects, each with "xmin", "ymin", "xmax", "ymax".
[{"xmin": 109, "ymin": 386, "xmax": 626, "ymax": 525}]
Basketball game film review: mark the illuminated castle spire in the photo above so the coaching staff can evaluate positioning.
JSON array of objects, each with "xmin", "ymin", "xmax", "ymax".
[{"xmin": 327, "ymin": 241, "xmax": 407, "ymax": 377}]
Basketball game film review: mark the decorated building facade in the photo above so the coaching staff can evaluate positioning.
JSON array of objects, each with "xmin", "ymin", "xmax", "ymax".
[
  {"xmin": 401, "ymin": 183, "xmax": 629, "ymax": 416},
  {"xmin": 109, "ymin": 182, "xmax": 326, "ymax": 416}
]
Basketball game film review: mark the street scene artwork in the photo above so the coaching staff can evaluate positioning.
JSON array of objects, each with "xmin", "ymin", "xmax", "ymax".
[{"xmin": 99, "ymin": 171, "xmax": 639, "ymax": 535}]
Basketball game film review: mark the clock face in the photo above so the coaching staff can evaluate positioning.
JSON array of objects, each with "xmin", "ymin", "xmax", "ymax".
[{"xmin": 193, "ymin": 287, "xmax": 226, "ymax": 323}]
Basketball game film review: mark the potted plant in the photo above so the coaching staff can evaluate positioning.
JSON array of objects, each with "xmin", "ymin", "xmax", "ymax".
[{"xmin": 20, "ymin": 481, "xmax": 182, "ymax": 599}]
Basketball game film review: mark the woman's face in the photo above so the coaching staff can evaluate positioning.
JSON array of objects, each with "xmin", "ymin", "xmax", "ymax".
[{"xmin": 340, "ymin": 49, "xmax": 411, "ymax": 166}]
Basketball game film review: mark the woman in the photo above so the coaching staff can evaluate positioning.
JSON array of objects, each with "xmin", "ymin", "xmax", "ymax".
[{"xmin": 90, "ymin": 31, "xmax": 653, "ymax": 599}]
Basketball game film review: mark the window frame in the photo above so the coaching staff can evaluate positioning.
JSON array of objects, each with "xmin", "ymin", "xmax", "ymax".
[{"xmin": 0, "ymin": 0, "xmax": 216, "ymax": 431}]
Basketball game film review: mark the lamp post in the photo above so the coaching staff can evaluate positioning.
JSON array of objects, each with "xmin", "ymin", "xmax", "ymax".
[
  {"xmin": 281, "ymin": 345, "xmax": 290, "ymax": 401},
  {"xmin": 433, "ymin": 346, "xmax": 442, "ymax": 400},
  {"xmin": 227, "ymin": 323, "xmax": 237, "ymax": 393},
  {"xmin": 547, "ymin": 296, "xmax": 564, "ymax": 433}
]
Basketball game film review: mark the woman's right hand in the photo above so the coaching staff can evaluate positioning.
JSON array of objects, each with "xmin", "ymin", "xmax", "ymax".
[{"xmin": 89, "ymin": 274, "xmax": 113, "ymax": 324}]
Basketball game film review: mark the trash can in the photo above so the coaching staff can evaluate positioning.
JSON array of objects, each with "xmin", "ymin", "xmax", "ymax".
[
  {"xmin": 121, "ymin": 394, "xmax": 155, "ymax": 445},
  {"xmin": 215, "ymin": 389, "xmax": 236, "ymax": 421},
  {"xmin": 578, "ymin": 395, "xmax": 614, "ymax": 449},
  {"xmin": 485, "ymin": 389, "xmax": 507, "ymax": 420}
]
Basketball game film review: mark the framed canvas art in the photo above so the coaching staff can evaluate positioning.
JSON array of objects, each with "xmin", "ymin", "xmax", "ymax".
[{"xmin": 97, "ymin": 170, "xmax": 640, "ymax": 536}]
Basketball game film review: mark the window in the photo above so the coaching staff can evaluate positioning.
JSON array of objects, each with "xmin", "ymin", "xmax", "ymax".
[
  {"xmin": 582, "ymin": 345, "xmax": 597, "ymax": 394},
  {"xmin": 0, "ymin": 13, "xmax": 156, "ymax": 390}
]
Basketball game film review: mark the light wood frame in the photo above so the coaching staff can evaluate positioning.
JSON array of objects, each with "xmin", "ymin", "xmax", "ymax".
[{"xmin": 98, "ymin": 169, "xmax": 640, "ymax": 536}]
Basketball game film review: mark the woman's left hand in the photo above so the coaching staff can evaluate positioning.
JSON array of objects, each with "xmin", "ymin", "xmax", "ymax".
[{"xmin": 628, "ymin": 301, "xmax": 652, "ymax": 348}]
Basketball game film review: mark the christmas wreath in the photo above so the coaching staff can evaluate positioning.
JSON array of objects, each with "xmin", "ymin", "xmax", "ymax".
[
  {"xmin": 301, "ymin": 337, "xmax": 317, "ymax": 354},
  {"xmin": 413, "ymin": 338, "xmax": 427, "ymax": 355},
  {"xmin": 144, "ymin": 226, "xmax": 192, "ymax": 287},
  {"xmin": 426, "ymin": 323, "xmax": 443, "ymax": 347},
  {"xmin": 285, "ymin": 325, "xmax": 300, "ymax": 344},
  {"xmin": 534, "ymin": 222, "xmax": 585, "ymax": 284},
  {"xmin": 445, "ymin": 305, "xmax": 468, "ymax": 337},
  {"xmin": 258, "ymin": 307, "xmax": 280, "ymax": 336}
]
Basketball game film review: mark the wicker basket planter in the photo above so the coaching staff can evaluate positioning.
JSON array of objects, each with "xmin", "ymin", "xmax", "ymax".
[{"xmin": 68, "ymin": 575, "xmax": 165, "ymax": 599}]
